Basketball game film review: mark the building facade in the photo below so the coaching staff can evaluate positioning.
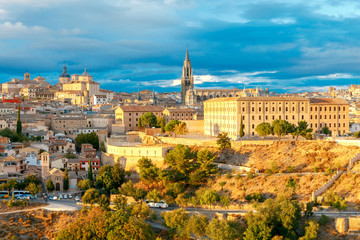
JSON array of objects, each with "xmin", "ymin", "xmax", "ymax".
[{"xmin": 204, "ymin": 96, "xmax": 349, "ymax": 139}]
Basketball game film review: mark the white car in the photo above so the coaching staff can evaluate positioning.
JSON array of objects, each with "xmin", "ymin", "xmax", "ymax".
[
  {"xmin": 63, "ymin": 194, "xmax": 67, "ymax": 199},
  {"xmin": 53, "ymin": 196, "xmax": 58, "ymax": 200},
  {"xmin": 74, "ymin": 196, "xmax": 81, "ymax": 202},
  {"xmin": 146, "ymin": 199, "xmax": 168, "ymax": 208},
  {"xmin": 68, "ymin": 194, "xmax": 72, "ymax": 199}
]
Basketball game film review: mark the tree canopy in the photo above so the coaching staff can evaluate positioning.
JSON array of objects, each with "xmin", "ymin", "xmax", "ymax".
[
  {"xmin": 216, "ymin": 132, "xmax": 231, "ymax": 150},
  {"xmin": 75, "ymin": 132, "xmax": 99, "ymax": 152},
  {"xmin": 139, "ymin": 112, "xmax": 157, "ymax": 128},
  {"xmin": 255, "ymin": 122, "xmax": 272, "ymax": 140}
]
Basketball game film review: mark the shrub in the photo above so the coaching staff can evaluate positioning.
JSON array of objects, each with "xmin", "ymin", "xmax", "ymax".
[
  {"xmin": 325, "ymin": 191, "xmax": 347, "ymax": 211},
  {"xmin": 245, "ymin": 193, "xmax": 264, "ymax": 202},
  {"xmin": 225, "ymin": 172, "xmax": 232, "ymax": 179},
  {"xmin": 247, "ymin": 172, "xmax": 254, "ymax": 179},
  {"xmin": 318, "ymin": 214, "xmax": 330, "ymax": 226}
]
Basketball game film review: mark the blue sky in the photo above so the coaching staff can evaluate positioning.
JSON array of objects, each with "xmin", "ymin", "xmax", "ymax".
[{"xmin": 0, "ymin": 0, "xmax": 360, "ymax": 93}]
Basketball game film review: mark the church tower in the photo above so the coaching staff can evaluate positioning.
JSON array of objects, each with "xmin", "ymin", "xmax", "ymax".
[
  {"xmin": 24, "ymin": 70, "xmax": 30, "ymax": 81},
  {"xmin": 59, "ymin": 64, "xmax": 71, "ymax": 84},
  {"xmin": 41, "ymin": 151, "xmax": 50, "ymax": 178},
  {"xmin": 181, "ymin": 48, "xmax": 194, "ymax": 105}
]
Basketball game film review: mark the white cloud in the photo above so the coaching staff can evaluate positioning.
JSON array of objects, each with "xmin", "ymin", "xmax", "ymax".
[
  {"xmin": 271, "ymin": 17, "xmax": 296, "ymax": 24},
  {"xmin": 0, "ymin": 21, "xmax": 47, "ymax": 38}
]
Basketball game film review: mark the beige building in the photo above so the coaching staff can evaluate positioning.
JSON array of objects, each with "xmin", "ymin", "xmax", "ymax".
[
  {"xmin": 115, "ymin": 106, "xmax": 164, "ymax": 131},
  {"xmin": 204, "ymin": 96, "xmax": 349, "ymax": 139},
  {"xmin": 51, "ymin": 116, "xmax": 88, "ymax": 134},
  {"xmin": 163, "ymin": 108, "xmax": 196, "ymax": 123}
]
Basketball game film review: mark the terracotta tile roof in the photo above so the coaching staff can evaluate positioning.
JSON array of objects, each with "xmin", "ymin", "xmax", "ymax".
[
  {"xmin": 309, "ymin": 98, "xmax": 348, "ymax": 105},
  {"xmin": 118, "ymin": 106, "xmax": 164, "ymax": 112}
]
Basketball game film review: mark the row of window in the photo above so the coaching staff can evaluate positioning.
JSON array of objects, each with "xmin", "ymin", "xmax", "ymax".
[{"xmin": 310, "ymin": 115, "xmax": 346, "ymax": 120}]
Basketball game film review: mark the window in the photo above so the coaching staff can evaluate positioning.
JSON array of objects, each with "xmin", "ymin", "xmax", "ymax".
[
  {"xmin": 310, "ymin": 115, "xmax": 313, "ymax": 120},
  {"xmin": 315, "ymin": 107, "xmax": 317, "ymax": 111},
  {"xmin": 259, "ymin": 116, "xmax": 261, "ymax": 120},
  {"xmin": 315, "ymin": 123, "xmax": 317, "ymax": 128},
  {"xmin": 272, "ymin": 116, "xmax": 275, "ymax": 120},
  {"xmin": 279, "ymin": 116, "xmax": 281, "ymax": 120},
  {"xmin": 324, "ymin": 115, "xmax": 326, "ymax": 119},
  {"xmin": 343, "ymin": 123, "xmax": 345, "ymax": 127},
  {"xmin": 266, "ymin": 116, "xmax": 268, "ymax": 120},
  {"xmin": 329, "ymin": 123, "xmax": 331, "ymax": 127},
  {"xmin": 272, "ymin": 107, "xmax": 275, "ymax": 111},
  {"xmin": 243, "ymin": 116, "xmax": 245, "ymax": 120},
  {"xmin": 129, "ymin": 124, "xmax": 131, "ymax": 127},
  {"xmin": 320, "ymin": 115, "xmax": 322, "ymax": 119},
  {"xmin": 292, "ymin": 107, "xmax": 295, "ymax": 111},
  {"xmin": 343, "ymin": 107, "xmax": 345, "ymax": 111},
  {"xmin": 242, "ymin": 107, "xmax": 245, "ymax": 112},
  {"xmin": 329, "ymin": 115, "xmax": 331, "ymax": 119},
  {"xmin": 310, "ymin": 124, "xmax": 313, "ymax": 128},
  {"xmin": 310, "ymin": 107, "xmax": 313, "ymax": 111},
  {"xmin": 286, "ymin": 116, "xmax": 288, "ymax": 120},
  {"xmin": 334, "ymin": 107, "xmax": 336, "ymax": 111},
  {"xmin": 301, "ymin": 115, "xmax": 304, "ymax": 120},
  {"xmin": 259, "ymin": 107, "xmax": 261, "ymax": 111},
  {"xmin": 252, "ymin": 107, "xmax": 254, "ymax": 112},
  {"xmin": 320, "ymin": 107, "xmax": 322, "ymax": 111},
  {"xmin": 338, "ymin": 115, "xmax": 340, "ymax": 119},
  {"xmin": 292, "ymin": 115, "xmax": 295, "ymax": 120},
  {"xmin": 301, "ymin": 107, "xmax": 304, "ymax": 111},
  {"xmin": 266, "ymin": 107, "xmax": 268, "ymax": 112},
  {"xmin": 343, "ymin": 115, "xmax": 345, "ymax": 119},
  {"xmin": 286, "ymin": 107, "xmax": 288, "ymax": 111},
  {"xmin": 320, "ymin": 123, "xmax": 322, "ymax": 128},
  {"xmin": 252, "ymin": 116, "xmax": 254, "ymax": 120},
  {"xmin": 324, "ymin": 107, "xmax": 327, "ymax": 111},
  {"xmin": 129, "ymin": 113, "xmax": 131, "ymax": 116},
  {"xmin": 334, "ymin": 115, "xmax": 336, "ymax": 119},
  {"xmin": 315, "ymin": 115, "xmax": 317, "ymax": 119},
  {"xmin": 279, "ymin": 107, "xmax": 281, "ymax": 111}
]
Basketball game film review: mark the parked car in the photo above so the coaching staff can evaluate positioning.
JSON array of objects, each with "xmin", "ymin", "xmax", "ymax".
[
  {"xmin": 48, "ymin": 196, "xmax": 53, "ymax": 200},
  {"xmin": 63, "ymin": 194, "xmax": 67, "ymax": 199},
  {"xmin": 68, "ymin": 194, "xmax": 72, "ymax": 199},
  {"xmin": 53, "ymin": 196, "xmax": 58, "ymax": 200},
  {"xmin": 146, "ymin": 199, "xmax": 168, "ymax": 208},
  {"xmin": 74, "ymin": 196, "xmax": 81, "ymax": 202},
  {"xmin": 59, "ymin": 194, "xmax": 63, "ymax": 199}
]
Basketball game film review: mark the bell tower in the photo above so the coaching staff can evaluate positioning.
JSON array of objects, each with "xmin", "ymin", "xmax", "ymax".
[
  {"xmin": 181, "ymin": 48, "xmax": 194, "ymax": 105},
  {"xmin": 24, "ymin": 70, "xmax": 30, "ymax": 81},
  {"xmin": 41, "ymin": 151, "xmax": 50, "ymax": 178}
]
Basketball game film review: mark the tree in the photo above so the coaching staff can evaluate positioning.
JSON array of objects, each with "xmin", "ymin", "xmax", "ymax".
[
  {"xmin": 63, "ymin": 167, "xmax": 69, "ymax": 191},
  {"xmin": 46, "ymin": 179, "xmax": 55, "ymax": 192},
  {"xmin": 98, "ymin": 194, "xmax": 110, "ymax": 210},
  {"xmin": 24, "ymin": 174, "xmax": 41, "ymax": 187},
  {"xmin": 96, "ymin": 164, "xmax": 126, "ymax": 193},
  {"xmin": 255, "ymin": 122, "xmax": 272, "ymax": 140},
  {"xmin": 322, "ymin": 126, "xmax": 330, "ymax": 136},
  {"xmin": 291, "ymin": 121, "xmax": 313, "ymax": 141},
  {"xmin": 216, "ymin": 132, "xmax": 231, "ymax": 150},
  {"xmin": 25, "ymin": 182, "xmax": 41, "ymax": 197},
  {"xmin": 16, "ymin": 104, "xmax": 22, "ymax": 135},
  {"xmin": 119, "ymin": 181, "xmax": 147, "ymax": 201},
  {"xmin": 75, "ymin": 132, "xmax": 99, "ymax": 152},
  {"xmin": 162, "ymin": 208, "xmax": 189, "ymax": 238},
  {"xmin": 299, "ymin": 221, "xmax": 319, "ymax": 240},
  {"xmin": 88, "ymin": 159, "xmax": 94, "ymax": 185},
  {"xmin": 325, "ymin": 190, "xmax": 347, "ymax": 211},
  {"xmin": 239, "ymin": 116, "xmax": 245, "ymax": 140},
  {"xmin": 100, "ymin": 141, "xmax": 106, "ymax": 152},
  {"xmin": 165, "ymin": 120, "xmax": 181, "ymax": 136},
  {"xmin": 137, "ymin": 157, "xmax": 159, "ymax": 185},
  {"xmin": 206, "ymin": 218, "xmax": 243, "ymax": 240},
  {"xmin": 164, "ymin": 144, "xmax": 194, "ymax": 179},
  {"xmin": 186, "ymin": 214, "xmax": 208, "ymax": 239},
  {"xmin": 82, "ymin": 188, "xmax": 99, "ymax": 205},
  {"xmin": 130, "ymin": 201, "xmax": 151, "ymax": 219},
  {"xmin": 77, "ymin": 179, "xmax": 92, "ymax": 191},
  {"xmin": 199, "ymin": 189, "xmax": 219, "ymax": 209},
  {"xmin": 146, "ymin": 189, "xmax": 162, "ymax": 203},
  {"xmin": 7, "ymin": 179, "xmax": 18, "ymax": 190},
  {"xmin": 174, "ymin": 122, "xmax": 187, "ymax": 137},
  {"xmin": 160, "ymin": 117, "xmax": 166, "ymax": 133},
  {"xmin": 220, "ymin": 195, "xmax": 231, "ymax": 209},
  {"xmin": 272, "ymin": 120, "xmax": 293, "ymax": 141},
  {"xmin": 113, "ymin": 194, "xmax": 127, "ymax": 210},
  {"xmin": 243, "ymin": 218, "xmax": 272, "ymax": 240},
  {"xmin": 139, "ymin": 112, "xmax": 157, "ymax": 128}
]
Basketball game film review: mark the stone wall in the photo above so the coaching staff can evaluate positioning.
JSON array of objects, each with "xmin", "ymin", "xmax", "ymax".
[
  {"xmin": 348, "ymin": 153, "xmax": 360, "ymax": 171},
  {"xmin": 183, "ymin": 120, "xmax": 204, "ymax": 133},
  {"xmin": 312, "ymin": 171, "xmax": 343, "ymax": 201},
  {"xmin": 214, "ymin": 163, "xmax": 259, "ymax": 173}
]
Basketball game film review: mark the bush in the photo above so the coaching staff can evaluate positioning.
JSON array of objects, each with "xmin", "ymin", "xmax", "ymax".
[
  {"xmin": 318, "ymin": 214, "xmax": 330, "ymax": 226},
  {"xmin": 245, "ymin": 193, "xmax": 264, "ymax": 202},
  {"xmin": 325, "ymin": 191, "xmax": 347, "ymax": 211},
  {"xmin": 225, "ymin": 172, "xmax": 232, "ymax": 179},
  {"xmin": 247, "ymin": 172, "xmax": 254, "ymax": 179}
]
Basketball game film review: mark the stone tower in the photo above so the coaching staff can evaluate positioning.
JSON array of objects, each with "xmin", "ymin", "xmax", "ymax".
[
  {"xmin": 24, "ymin": 70, "xmax": 30, "ymax": 81},
  {"xmin": 181, "ymin": 48, "xmax": 194, "ymax": 105},
  {"xmin": 41, "ymin": 151, "xmax": 50, "ymax": 178}
]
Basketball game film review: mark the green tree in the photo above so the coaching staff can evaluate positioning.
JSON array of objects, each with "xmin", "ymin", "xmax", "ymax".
[
  {"xmin": 146, "ymin": 189, "xmax": 162, "ymax": 203},
  {"xmin": 129, "ymin": 201, "xmax": 151, "ymax": 219},
  {"xmin": 206, "ymin": 218, "xmax": 243, "ymax": 240},
  {"xmin": 25, "ymin": 182, "xmax": 41, "ymax": 197},
  {"xmin": 272, "ymin": 120, "xmax": 293, "ymax": 141},
  {"xmin": 299, "ymin": 221, "xmax": 319, "ymax": 240},
  {"xmin": 322, "ymin": 126, "xmax": 330, "ymax": 136},
  {"xmin": 24, "ymin": 174, "xmax": 41, "ymax": 187},
  {"xmin": 77, "ymin": 179, "xmax": 92, "ymax": 191},
  {"xmin": 174, "ymin": 122, "xmax": 187, "ymax": 137},
  {"xmin": 165, "ymin": 182, "xmax": 184, "ymax": 200},
  {"xmin": 255, "ymin": 122, "xmax": 272, "ymax": 140},
  {"xmin": 113, "ymin": 194, "xmax": 127, "ymax": 210},
  {"xmin": 164, "ymin": 144, "xmax": 194, "ymax": 179},
  {"xmin": 119, "ymin": 181, "xmax": 147, "ymax": 201},
  {"xmin": 239, "ymin": 116, "xmax": 245, "ymax": 140},
  {"xmin": 216, "ymin": 132, "xmax": 231, "ymax": 150},
  {"xmin": 82, "ymin": 188, "xmax": 100, "ymax": 205},
  {"xmin": 162, "ymin": 208, "xmax": 189, "ymax": 238},
  {"xmin": 139, "ymin": 112, "xmax": 157, "ymax": 128},
  {"xmin": 98, "ymin": 194, "xmax": 110, "ymax": 210},
  {"xmin": 63, "ymin": 167, "xmax": 69, "ymax": 191},
  {"xmin": 46, "ymin": 179, "xmax": 55, "ymax": 192},
  {"xmin": 186, "ymin": 214, "xmax": 208, "ymax": 239},
  {"xmin": 75, "ymin": 132, "xmax": 99, "ymax": 152},
  {"xmin": 220, "ymin": 195, "xmax": 231, "ymax": 209},
  {"xmin": 243, "ymin": 218, "xmax": 272, "ymax": 240},
  {"xmin": 16, "ymin": 104, "xmax": 22, "ymax": 135},
  {"xmin": 199, "ymin": 189, "xmax": 219, "ymax": 209},
  {"xmin": 160, "ymin": 117, "xmax": 166, "ymax": 133},
  {"xmin": 96, "ymin": 164, "xmax": 126, "ymax": 193},
  {"xmin": 100, "ymin": 141, "xmax": 106, "ymax": 152},
  {"xmin": 137, "ymin": 157, "xmax": 159, "ymax": 185},
  {"xmin": 291, "ymin": 121, "xmax": 312, "ymax": 141},
  {"xmin": 165, "ymin": 120, "xmax": 181, "ymax": 136},
  {"xmin": 88, "ymin": 159, "xmax": 94, "ymax": 185},
  {"xmin": 7, "ymin": 179, "xmax": 18, "ymax": 190},
  {"xmin": 325, "ymin": 190, "xmax": 347, "ymax": 211}
]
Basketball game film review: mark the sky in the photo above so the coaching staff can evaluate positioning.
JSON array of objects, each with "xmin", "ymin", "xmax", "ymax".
[{"xmin": 0, "ymin": 0, "xmax": 360, "ymax": 93}]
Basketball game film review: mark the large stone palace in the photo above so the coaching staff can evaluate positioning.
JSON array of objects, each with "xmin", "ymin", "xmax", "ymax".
[
  {"xmin": 204, "ymin": 96, "xmax": 349, "ymax": 140},
  {"xmin": 180, "ymin": 49, "xmax": 269, "ymax": 106}
]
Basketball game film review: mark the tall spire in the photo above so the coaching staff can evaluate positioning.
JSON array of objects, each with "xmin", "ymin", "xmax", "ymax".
[{"xmin": 185, "ymin": 46, "xmax": 189, "ymax": 61}]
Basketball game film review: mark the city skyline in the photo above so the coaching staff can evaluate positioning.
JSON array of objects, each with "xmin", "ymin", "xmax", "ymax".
[{"xmin": 1, "ymin": 0, "xmax": 360, "ymax": 93}]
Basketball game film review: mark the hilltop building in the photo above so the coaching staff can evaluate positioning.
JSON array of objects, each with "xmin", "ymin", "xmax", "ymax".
[{"xmin": 204, "ymin": 96, "xmax": 349, "ymax": 139}]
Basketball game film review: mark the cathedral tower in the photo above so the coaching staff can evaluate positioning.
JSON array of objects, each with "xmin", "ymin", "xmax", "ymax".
[
  {"xmin": 41, "ymin": 151, "xmax": 50, "ymax": 178},
  {"xmin": 181, "ymin": 48, "xmax": 194, "ymax": 105}
]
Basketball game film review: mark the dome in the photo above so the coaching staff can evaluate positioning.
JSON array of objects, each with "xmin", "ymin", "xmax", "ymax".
[
  {"xmin": 81, "ymin": 67, "xmax": 91, "ymax": 77},
  {"xmin": 59, "ymin": 65, "xmax": 70, "ymax": 78}
]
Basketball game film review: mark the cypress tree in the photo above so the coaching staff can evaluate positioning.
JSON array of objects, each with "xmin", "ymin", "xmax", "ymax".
[
  {"xmin": 63, "ymin": 166, "xmax": 69, "ymax": 191},
  {"xmin": 16, "ymin": 105, "xmax": 22, "ymax": 135},
  {"xmin": 239, "ymin": 116, "xmax": 244, "ymax": 140},
  {"xmin": 88, "ymin": 159, "xmax": 93, "ymax": 185},
  {"xmin": 160, "ymin": 117, "xmax": 166, "ymax": 133}
]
